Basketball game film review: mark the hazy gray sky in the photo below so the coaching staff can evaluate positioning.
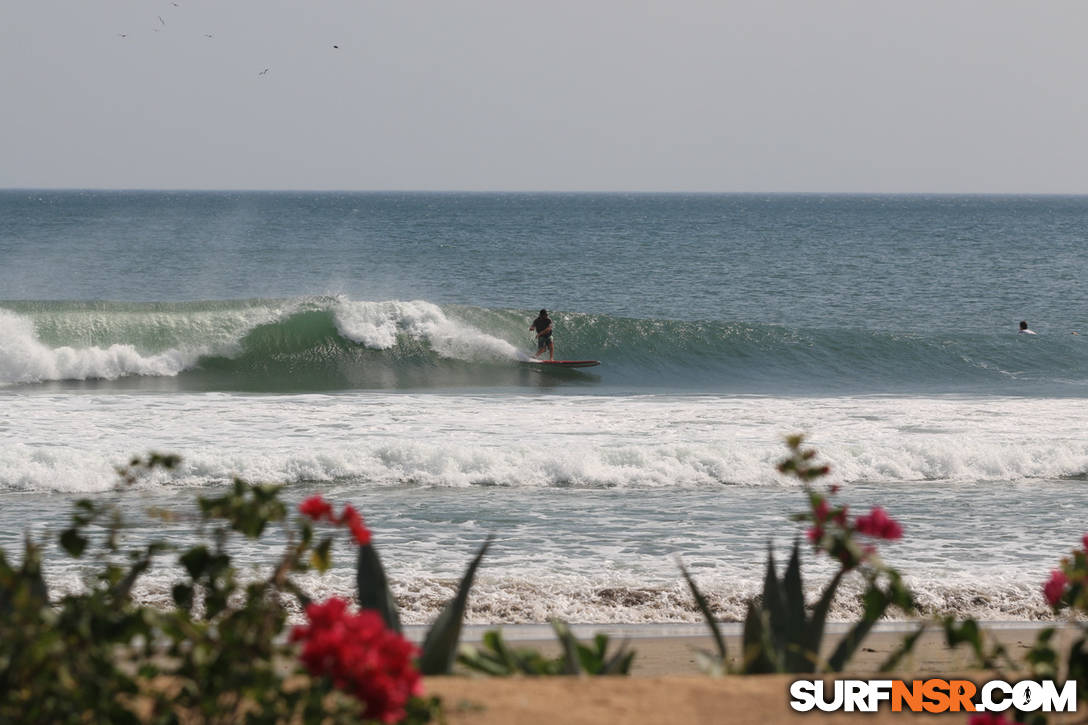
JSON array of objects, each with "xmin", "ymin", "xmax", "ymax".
[{"xmin": 4, "ymin": 1, "xmax": 1088, "ymax": 192}]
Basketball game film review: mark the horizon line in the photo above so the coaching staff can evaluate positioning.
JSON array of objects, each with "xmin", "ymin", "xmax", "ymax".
[{"xmin": 4, "ymin": 187, "xmax": 1088, "ymax": 197}]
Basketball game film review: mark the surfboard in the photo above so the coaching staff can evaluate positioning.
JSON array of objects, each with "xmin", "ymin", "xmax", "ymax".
[{"xmin": 519, "ymin": 359, "xmax": 600, "ymax": 368}]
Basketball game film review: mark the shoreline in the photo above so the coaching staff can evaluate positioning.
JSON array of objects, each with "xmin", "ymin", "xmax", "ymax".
[{"xmin": 423, "ymin": 622, "xmax": 1072, "ymax": 677}]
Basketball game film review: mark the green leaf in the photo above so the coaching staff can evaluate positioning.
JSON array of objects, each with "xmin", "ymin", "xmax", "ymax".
[
  {"xmin": 457, "ymin": 643, "xmax": 515, "ymax": 676},
  {"xmin": 22, "ymin": 535, "xmax": 49, "ymax": 608},
  {"xmin": 782, "ymin": 539, "xmax": 811, "ymax": 671},
  {"xmin": 741, "ymin": 600, "xmax": 776, "ymax": 673},
  {"xmin": 310, "ymin": 538, "xmax": 333, "ymax": 573},
  {"xmin": 600, "ymin": 640, "xmax": 636, "ymax": 675},
  {"xmin": 59, "ymin": 528, "xmax": 88, "ymax": 558},
  {"xmin": 825, "ymin": 585, "xmax": 891, "ymax": 672},
  {"xmin": 180, "ymin": 546, "xmax": 212, "ymax": 579},
  {"xmin": 760, "ymin": 545, "xmax": 788, "ymax": 661},
  {"xmin": 551, "ymin": 619, "xmax": 583, "ymax": 675},
  {"xmin": 1065, "ymin": 636, "xmax": 1088, "ymax": 699},
  {"xmin": 677, "ymin": 558, "xmax": 727, "ymax": 666},
  {"xmin": 804, "ymin": 566, "xmax": 846, "ymax": 661},
  {"xmin": 418, "ymin": 536, "xmax": 492, "ymax": 675},
  {"xmin": 355, "ymin": 542, "xmax": 401, "ymax": 634},
  {"xmin": 878, "ymin": 623, "xmax": 927, "ymax": 673},
  {"xmin": 172, "ymin": 583, "xmax": 194, "ymax": 610}
]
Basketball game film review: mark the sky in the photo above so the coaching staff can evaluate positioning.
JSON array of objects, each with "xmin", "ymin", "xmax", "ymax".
[{"xmin": 3, "ymin": 0, "xmax": 1088, "ymax": 193}]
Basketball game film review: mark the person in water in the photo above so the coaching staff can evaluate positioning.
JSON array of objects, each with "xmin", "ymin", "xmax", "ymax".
[
  {"xmin": 1019, "ymin": 320, "xmax": 1037, "ymax": 335},
  {"xmin": 530, "ymin": 309, "xmax": 554, "ymax": 360}
]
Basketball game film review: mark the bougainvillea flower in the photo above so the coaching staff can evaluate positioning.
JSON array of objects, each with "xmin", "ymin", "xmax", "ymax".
[
  {"xmin": 338, "ymin": 504, "xmax": 372, "ymax": 546},
  {"xmin": 814, "ymin": 499, "xmax": 830, "ymax": 522},
  {"xmin": 1043, "ymin": 569, "xmax": 1068, "ymax": 608},
  {"xmin": 854, "ymin": 506, "xmax": 903, "ymax": 540},
  {"xmin": 292, "ymin": 597, "xmax": 421, "ymax": 723},
  {"xmin": 299, "ymin": 495, "xmax": 335, "ymax": 522}
]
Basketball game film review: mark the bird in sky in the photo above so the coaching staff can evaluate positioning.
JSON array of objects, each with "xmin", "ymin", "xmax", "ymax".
[
  {"xmin": 158, "ymin": 15, "xmax": 165, "ymax": 25},
  {"xmin": 333, "ymin": 44, "xmax": 340, "ymax": 49},
  {"xmin": 258, "ymin": 68, "xmax": 270, "ymax": 76}
]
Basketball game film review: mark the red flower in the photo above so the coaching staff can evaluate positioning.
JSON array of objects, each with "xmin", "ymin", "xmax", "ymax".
[
  {"xmin": 807, "ymin": 526, "xmax": 824, "ymax": 544},
  {"xmin": 299, "ymin": 495, "xmax": 335, "ymax": 522},
  {"xmin": 300, "ymin": 496, "xmax": 373, "ymax": 546},
  {"xmin": 1044, "ymin": 569, "xmax": 1068, "ymax": 607},
  {"xmin": 338, "ymin": 504, "xmax": 372, "ymax": 546},
  {"xmin": 854, "ymin": 506, "xmax": 903, "ymax": 540},
  {"xmin": 1081, "ymin": 533, "xmax": 1088, "ymax": 552},
  {"xmin": 292, "ymin": 597, "xmax": 421, "ymax": 723},
  {"xmin": 813, "ymin": 499, "xmax": 830, "ymax": 522}
]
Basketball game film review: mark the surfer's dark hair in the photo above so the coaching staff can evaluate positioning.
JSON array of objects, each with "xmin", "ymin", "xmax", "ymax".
[{"xmin": 539, "ymin": 309, "xmax": 547, "ymax": 316}]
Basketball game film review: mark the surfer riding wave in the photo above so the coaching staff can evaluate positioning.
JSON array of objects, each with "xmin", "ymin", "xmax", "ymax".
[{"xmin": 530, "ymin": 309, "xmax": 554, "ymax": 360}]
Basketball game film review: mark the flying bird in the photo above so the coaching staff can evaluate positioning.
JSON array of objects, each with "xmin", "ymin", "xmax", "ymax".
[
  {"xmin": 333, "ymin": 44, "xmax": 339, "ymax": 49},
  {"xmin": 258, "ymin": 68, "xmax": 270, "ymax": 76},
  {"xmin": 204, "ymin": 33, "xmax": 214, "ymax": 38},
  {"xmin": 158, "ymin": 15, "xmax": 165, "ymax": 25}
]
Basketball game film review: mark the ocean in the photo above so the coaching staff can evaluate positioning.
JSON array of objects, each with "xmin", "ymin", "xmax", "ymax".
[{"xmin": 1, "ymin": 190, "xmax": 1086, "ymax": 625}]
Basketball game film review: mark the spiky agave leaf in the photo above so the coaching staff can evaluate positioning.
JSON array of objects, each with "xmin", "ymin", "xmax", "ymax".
[
  {"xmin": 677, "ymin": 557, "xmax": 727, "ymax": 667},
  {"xmin": 417, "ymin": 536, "xmax": 492, "ymax": 675},
  {"xmin": 355, "ymin": 542, "xmax": 401, "ymax": 634}
]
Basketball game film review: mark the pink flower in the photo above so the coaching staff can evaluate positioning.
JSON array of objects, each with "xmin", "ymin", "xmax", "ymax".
[
  {"xmin": 299, "ymin": 495, "xmax": 334, "ymax": 521},
  {"xmin": 1044, "ymin": 569, "xmax": 1068, "ymax": 607},
  {"xmin": 1081, "ymin": 532, "xmax": 1088, "ymax": 552},
  {"xmin": 300, "ymin": 496, "xmax": 373, "ymax": 546},
  {"xmin": 830, "ymin": 484, "xmax": 841, "ymax": 494},
  {"xmin": 292, "ymin": 597, "xmax": 421, "ymax": 723},
  {"xmin": 814, "ymin": 499, "xmax": 830, "ymax": 522},
  {"xmin": 854, "ymin": 506, "xmax": 903, "ymax": 540},
  {"xmin": 807, "ymin": 526, "xmax": 824, "ymax": 544},
  {"xmin": 338, "ymin": 504, "xmax": 372, "ymax": 546}
]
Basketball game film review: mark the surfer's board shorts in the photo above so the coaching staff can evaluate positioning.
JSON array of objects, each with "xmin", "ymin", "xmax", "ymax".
[{"xmin": 537, "ymin": 334, "xmax": 552, "ymax": 347}]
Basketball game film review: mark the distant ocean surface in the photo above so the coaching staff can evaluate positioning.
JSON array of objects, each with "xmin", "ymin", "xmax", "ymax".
[{"xmin": 1, "ymin": 191, "xmax": 1086, "ymax": 624}]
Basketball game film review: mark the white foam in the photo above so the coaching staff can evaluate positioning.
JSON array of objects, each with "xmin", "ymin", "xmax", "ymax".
[
  {"xmin": 331, "ymin": 297, "xmax": 520, "ymax": 361},
  {"xmin": 0, "ymin": 309, "xmax": 201, "ymax": 386},
  {"xmin": 1, "ymin": 393, "xmax": 1085, "ymax": 492}
]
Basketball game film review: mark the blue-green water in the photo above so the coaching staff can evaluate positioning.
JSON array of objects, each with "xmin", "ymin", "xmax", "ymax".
[
  {"xmin": 2, "ymin": 191, "xmax": 1086, "ymax": 394},
  {"xmin": 1, "ymin": 191, "xmax": 1086, "ymax": 623}
]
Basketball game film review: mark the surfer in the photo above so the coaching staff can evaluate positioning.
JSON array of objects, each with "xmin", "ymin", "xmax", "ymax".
[
  {"xmin": 1019, "ymin": 320, "xmax": 1036, "ymax": 335},
  {"xmin": 530, "ymin": 309, "xmax": 554, "ymax": 360}
]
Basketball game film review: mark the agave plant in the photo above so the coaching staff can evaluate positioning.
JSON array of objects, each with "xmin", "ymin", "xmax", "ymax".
[
  {"xmin": 357, "ymin": 533, "xmax": 493, "ymax": 675},
  {"xmin": 681, "ymin": 436, "xmax": 918, "ymax": 675},
  {"xmin": 457, "ymin": 620, "xmax": 635, "ymax": 676}
]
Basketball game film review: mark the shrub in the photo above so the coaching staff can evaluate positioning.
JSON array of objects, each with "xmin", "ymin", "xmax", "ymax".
[
  {"xmin": 0, "ymin": 456, "xmax": 449, "ymax": 724},
  {"xmin": 681, "ymin": 435, "xmax": 917, "ymax": 674},
  {"xmin": 457, "ymin": 620, "xmax": 635, "ymax": 676}
]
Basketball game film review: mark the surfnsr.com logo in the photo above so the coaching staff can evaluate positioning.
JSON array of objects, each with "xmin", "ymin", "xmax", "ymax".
[{"xmin": 789, "ymin": 679, "xmax": 1077, "ymax": 713}]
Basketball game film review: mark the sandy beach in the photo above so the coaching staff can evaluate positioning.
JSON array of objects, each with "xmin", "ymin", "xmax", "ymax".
[{"xmin": 426, "ymin": 624, "xmax": 1079, "ymax": 724}]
